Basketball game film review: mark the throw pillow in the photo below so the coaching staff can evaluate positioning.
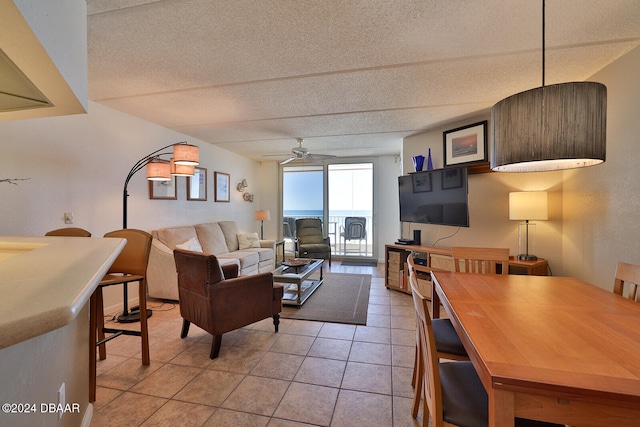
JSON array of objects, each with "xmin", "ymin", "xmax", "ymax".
[
  {"xmin": 237, "ymin": 232, "xmax": 260, "ymax": 249},
  {"xmin": 176, "ymin": 237, "xmax": 203, "ymax": 252}
]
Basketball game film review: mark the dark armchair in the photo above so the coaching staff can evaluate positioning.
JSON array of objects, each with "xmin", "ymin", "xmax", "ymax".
[
  {"xmin": 295, "ymin": 218, "xmax": 331, "ymax": 266},
  {"xmin": 173, "ymin": 248, "xmax": 284, "ymax": 359}
]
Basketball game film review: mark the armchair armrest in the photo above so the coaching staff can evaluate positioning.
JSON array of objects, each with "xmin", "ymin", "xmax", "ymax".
[
  {"xmin": 259, "ymin": 239, "xmax": 276, "ymax": 249},
  {"xmin": 222, "ymin": 263, "xmax": 239, "ymax": 279}
]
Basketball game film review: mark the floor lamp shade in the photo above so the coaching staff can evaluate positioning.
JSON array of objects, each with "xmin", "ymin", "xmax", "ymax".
[
  {"xmin": 146, "ymin": 160, "xmax": 171, "ymax": 181},
  {"xmin": 255, "ymin": 210, "xmax": 270, "ymax": 239},
  {"xmin": 173, "ymin": 143, "xmax": 199, "ymax": 165},
  {"xmin": 492, "ymin": 81, "xmax": 606, "ymax": 172}
]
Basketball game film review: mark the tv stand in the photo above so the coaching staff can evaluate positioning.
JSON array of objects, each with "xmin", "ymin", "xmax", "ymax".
[{"xmin": 385, "ymin": 243, "xmax": 548, "ymax": 295}]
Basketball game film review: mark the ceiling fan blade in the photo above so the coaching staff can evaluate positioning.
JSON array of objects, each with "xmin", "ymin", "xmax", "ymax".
[
  {"xmin": 279, "ymin": 157, "xmax": 297, "ymax": 165},
  {"xmin": 308, "ymin": 154, "xmax": 337, "ymax": 160}
]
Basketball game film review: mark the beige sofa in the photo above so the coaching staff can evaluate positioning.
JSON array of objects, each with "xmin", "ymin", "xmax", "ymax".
[{"xmin": 147, "ymin": 220, "xmax": 276, "ymax": 301}]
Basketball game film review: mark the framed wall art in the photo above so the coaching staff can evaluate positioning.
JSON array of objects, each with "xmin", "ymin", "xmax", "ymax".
[
  {"xmin": 187, "ymin": 167, "xmax": 207, "ymax": 201},
  {"xmin": 443, "ymin": 120, "xmax": 488, "ymax": 167},
  {"xmin": 214, "ymin": 171, "xmax": 230, "ymax": 202},
  {"xmin": 149, "ymin": 178, "xmax": 177, "ymax": 200}
]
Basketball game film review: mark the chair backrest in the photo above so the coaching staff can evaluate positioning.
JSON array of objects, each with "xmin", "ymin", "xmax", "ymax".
[
  {"xmin": 283, "ymin": 217, "xmax": 296, "ymax": 239},
  {"xmin": 410, "ymin": 277, "xmax": 443, "ymax": 425},
  {"xmin": 344, "ymin": 217, "xmax": 366, "ymax": 239},
  {"xmin": 174, "ymin": 248, "xmax": 225, "ymax": 297},
  {"xmin": 45, "ymin": 227, "xmax": 91, "ymax": 237},
  {"xmin": 104, "ymin": 229, "xmax": 152, "ymax": 276},
  {"xmin": 451, "ymin": 246, "xmax": 509, "ymax": 274},
  {"xmin": 295, "ymin": 218, "xmax": 325, "ymax": 244},
  {"xmin": 613, "ymin": 261, "xmax": 640, "ymax": 302}
]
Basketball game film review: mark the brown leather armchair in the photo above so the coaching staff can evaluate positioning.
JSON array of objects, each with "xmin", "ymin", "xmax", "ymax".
[{"xmin": 173, "ymin": 248, "xmax": 284, "ymax": 359}]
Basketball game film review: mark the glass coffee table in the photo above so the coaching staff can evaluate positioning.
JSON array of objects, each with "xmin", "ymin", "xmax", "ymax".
[{"xmin": 272, "ymin": 258, "xmax": 324, "ymax": 306}]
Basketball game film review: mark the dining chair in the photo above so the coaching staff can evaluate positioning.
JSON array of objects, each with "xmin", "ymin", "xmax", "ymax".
[
  {"xmin": 89, "ymin": 229, "xmax": 152, "ymax": 402},
  {"xmin": 451, "ymin": 246, "xmax": 510, "ymax": 274},
  {"xmin": 45, "ymin": 227, "xmax": 91, "ymax": 237},
  {"xmin": 613, "ymin": 261, "xmax": 640, "ymax": 301},
  {"xmin": 407, "ymin": 254, "xmax": 468, "ymax": 418},
  {"xmin": 410, "ymin": 279, "xmax": 563, "ymax": 427}
]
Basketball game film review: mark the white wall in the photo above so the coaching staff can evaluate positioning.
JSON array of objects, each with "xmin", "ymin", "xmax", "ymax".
[
  {"xmin": 0, "ymin": 101, "xmax": 261, "ymax": 312},
  {"xmin": 403, "ymin": 118, "xmax": 565, "ymax": 274},
  {"xmin": 562, "ymin": 45, "xmax": 640, "ymax": 289}
]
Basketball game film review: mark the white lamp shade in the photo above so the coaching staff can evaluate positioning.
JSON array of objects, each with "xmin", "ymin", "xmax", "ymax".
[
  {"xmin": 509, "ymin": 191, "xmax": 548, "ymax": 221},
  {"xmin": 173, "ymin": 143, "xmax": 199, "ymax": 165},
  {"xmin": 146, "ymin": 160, "xmax": 172, "ymax": 181},
  {"xmin": 254, "ymin": 210, "xmax": 270, "ymax": 221}
]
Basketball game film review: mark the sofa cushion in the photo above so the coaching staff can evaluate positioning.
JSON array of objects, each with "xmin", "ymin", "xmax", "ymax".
[
  {"xmin": 194, "ymin": 222, "xmax": 229, "ymax": 255},
  {"xmin": 218, "ymin": 221, "xmax": 240, "ymax": 252},
  {"xmin": 238, "ymin": 232, "xmax": 260, "ymax": 249},
  {"xmin": 176, "ymin": 237, "xmax": 203, "ymax": 252},
  {"xmin": 243, "ymin": 247, "xmax": 274, "ymax": 262},
  {"xmin": 155, "ymin": 226, "xmax": 198, "ymax": 249},
  {"xmin": 217, "ymin": 250, "xmax": 259, "ymax": 271}
]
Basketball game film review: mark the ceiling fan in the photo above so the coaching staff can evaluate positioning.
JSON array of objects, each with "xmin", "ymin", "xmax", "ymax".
[{"xmin": 268, "ymin": 138, "xmax": 337, "ymax": 165}]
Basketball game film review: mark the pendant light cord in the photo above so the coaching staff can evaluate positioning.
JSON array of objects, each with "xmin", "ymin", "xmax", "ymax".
[{"xmin": 542, "ymin": 0, "xmax": 545, "ymax": 87}]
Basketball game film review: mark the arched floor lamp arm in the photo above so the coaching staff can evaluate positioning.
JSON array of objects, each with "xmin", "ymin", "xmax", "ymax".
[{"xmin": 122, "ymin": 142, "xmax": 187, "ymax": 229}]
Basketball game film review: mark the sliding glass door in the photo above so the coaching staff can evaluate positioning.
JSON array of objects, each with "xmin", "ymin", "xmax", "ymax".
[{"xmin": 281, "ymin": 161, "xmax": 374, "ymax": 259}]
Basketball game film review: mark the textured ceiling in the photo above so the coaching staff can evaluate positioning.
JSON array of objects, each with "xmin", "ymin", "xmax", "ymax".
[{"xmin": 86, "ymin": 0, "xmax": 640, "ymax": 162}]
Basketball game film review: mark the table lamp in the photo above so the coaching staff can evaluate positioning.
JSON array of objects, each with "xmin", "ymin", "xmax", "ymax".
[
  {"xmin": 255, "ymin": 209, "xmax": 270, "ymax": 239},
  {"xmin": 509, "ymin": 191, "xmax": 548, "ymax": 261}
]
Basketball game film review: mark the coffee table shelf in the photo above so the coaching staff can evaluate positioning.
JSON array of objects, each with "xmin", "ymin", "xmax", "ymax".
[{"xmin": 272, "ymin": 259, "xmax": 324, "ymax": 306}]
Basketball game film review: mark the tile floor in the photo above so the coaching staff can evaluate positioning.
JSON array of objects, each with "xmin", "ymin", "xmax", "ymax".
[{"xmin": 92, "ymin": 262, "xmax": 426, "ymax": 427}]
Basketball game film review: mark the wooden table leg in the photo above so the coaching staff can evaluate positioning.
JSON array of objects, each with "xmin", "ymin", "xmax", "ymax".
[{"xmin": 489, "ymin": 388, "xmax": 515, "ymax": 427}]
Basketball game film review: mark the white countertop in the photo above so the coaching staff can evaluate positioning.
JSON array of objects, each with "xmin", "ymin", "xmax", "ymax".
[{"xmin": 0, "ymin": 236, "xmax": 125, "ymax": 349}]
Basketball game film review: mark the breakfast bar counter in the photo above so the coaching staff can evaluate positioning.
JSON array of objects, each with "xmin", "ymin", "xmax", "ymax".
[{"xmin": 0, "ymin": 235, "xmax": 125, "ymax": 349}]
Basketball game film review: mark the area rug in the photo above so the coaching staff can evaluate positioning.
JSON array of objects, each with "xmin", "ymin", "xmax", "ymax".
[
  {"xmin": 340, "ymin": 259, "xmax": 379, "ymax": 267},
  {"xmin": 279, "ymin": 273, "xmax": 371, "ymax": 325}
]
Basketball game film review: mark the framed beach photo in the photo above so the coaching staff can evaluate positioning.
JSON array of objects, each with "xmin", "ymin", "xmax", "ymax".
[
  {"xmin": 149, "ymin": 178, "xmax": 177, "ymax": 200},
  {"xmin": 443, "ymin": 121, "xmax": 488, "ymax": 167},
  {"xmin": 187, "ymin": 167, "xmax": 207, "ymax": 201},
  {"xmin": 214, "ymin": 171, "xmax": 230, "ymax": 202}
]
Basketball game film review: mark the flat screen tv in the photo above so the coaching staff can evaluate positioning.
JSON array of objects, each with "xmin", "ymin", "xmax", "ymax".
[{"xmin": 398, "ymin": 167, "xmax": 469, "ymax": 227}]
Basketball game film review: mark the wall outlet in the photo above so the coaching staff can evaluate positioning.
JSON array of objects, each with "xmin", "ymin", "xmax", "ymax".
[
  {"xmin": 64, "ymin": 212, "xmax": 74, "ymax": 224},
  {"xmin": 58, "ymin": 382, "xmax": 65, "ymax": 420}
]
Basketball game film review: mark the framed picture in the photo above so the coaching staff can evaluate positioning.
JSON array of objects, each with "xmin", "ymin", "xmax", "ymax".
[
  {"xmin": 412, "ymin": 172, "xmax": 432, "ymax": 193},
  {"xmin": 149, "ymin": 178, "xmax": 177, "ymax": 200},
  {"xmin": 442, "ymin": 168, "xmax": 463, "ymax": 189},
  {"xmin": 214, "ymin": 171, "xmax": 230, "ymax": 202},
  {"xmin": 443, "ymin": 120, "xmax": 488, "ymax": 167},
  {"xmin": 187, "ymin": 167, "xmax": 207, "ymax": 201}
]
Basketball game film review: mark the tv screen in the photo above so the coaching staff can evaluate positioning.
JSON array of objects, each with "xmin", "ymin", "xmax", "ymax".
[{"xmin": 398, "ymin": 167, "xmax": 469, "ymax": 227}]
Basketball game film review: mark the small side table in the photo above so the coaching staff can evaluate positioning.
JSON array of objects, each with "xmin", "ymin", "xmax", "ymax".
[
  {"xmin": 275, "ymin": 240, "xmax": 285, "ymax": 265},
  {"xmin": 508, "ymin": 256, "xmax": 548, "ymax": 276}
]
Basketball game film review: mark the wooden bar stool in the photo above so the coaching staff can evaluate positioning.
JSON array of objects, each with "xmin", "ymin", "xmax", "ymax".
[{"xmin": 89, "ymin": 229, "xmax": 152, "ymax": 402}]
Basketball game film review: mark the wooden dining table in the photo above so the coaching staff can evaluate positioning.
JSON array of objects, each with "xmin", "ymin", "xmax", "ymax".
[{"xmin": 430, "ymin": 271, "xmax": 640, "ymax": 427}]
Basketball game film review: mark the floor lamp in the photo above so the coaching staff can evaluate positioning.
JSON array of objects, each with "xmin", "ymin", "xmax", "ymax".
[
  {"xmin": 119, "ymin": 141, "xmax": 199, "ymax": 322},
  {"xmin": 255, "ymin": 209, "xmax": 270, "ymax": 239},
  {"xmin": 509, "ymin": 191, "xmax": 548, "ymax": 261}
]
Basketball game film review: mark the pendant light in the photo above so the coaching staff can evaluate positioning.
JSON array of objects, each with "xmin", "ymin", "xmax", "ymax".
[{"xmin": 491, "ymin": 0, "xmax": 606, "ymax": 172}]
